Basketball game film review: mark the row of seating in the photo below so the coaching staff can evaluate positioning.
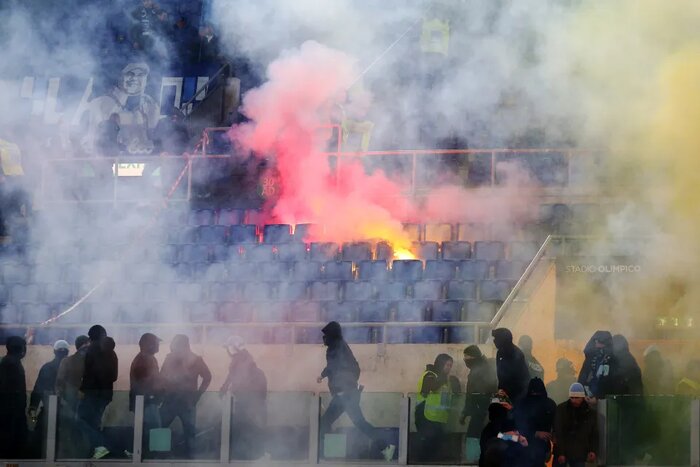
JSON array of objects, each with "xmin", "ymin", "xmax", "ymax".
[
  {"xmin": 0, "ymin": 279, "xmax": 514, "ymax": 307},
  {"xmin": 0, "ymin": 299, "xmax": 498, "ymax": 325}
]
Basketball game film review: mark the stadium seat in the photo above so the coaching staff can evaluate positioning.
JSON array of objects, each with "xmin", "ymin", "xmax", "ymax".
[
  {"xmin": 292, "ymin": 223, "xmax": 316, "ymax": 242},
  {"xmin": 288, "ymin": 301, "xmax": 321, "ymax": 321},
  {"xmin": 263, "ymin": 224, "xmax": 293, "ymax": 244},
  {"xmin": 474, "ymin": 241, "xmax": 506, "ymax": 260},
  {"xmin": 343, "ymin": 327, "xmax": 377, "ymax": 344},
  {"xmin": 495, "ymin": 260, "xmax": 526, "ymax": 280},
  {"xmin": 357, "ymin": 260, "xmax": 389, "ymax": 281},
  {"xmin": 310, "ymin": 242, "xmax": 340, "ymax": 261},
  {"xmin": 188, "ymin": 209, "xmax": 215, "ymax": 226},
  {"xmin": 457, "ymin": 223, "xmax": 488, "ymax": 242},
  {"xmin": 294, "ymin": 326, "xmax": 324, "ymax": 344},
  {"xmin": 324, "ymin": 301, "xmax": 357, "ymax": 322},
  {"xmin": 276, "ymin": 243, "xmax": 308, "ymax": 262},
  {"xmin": 242, "ymin": 282, "xmax": 274, "ymax": 301},
  {"xmin": 510, "ymin": 241, "xmax": 539, "ymax": 261},
  {"xmin": 465, "ymin": 301, "xmax": 497, "ymax": 322},
  {"xmin": 410, "ymin": 327, "xmax": 443, "ymax": 344},
  {"xmin": 21, "ymin": 304, "xmax": 52, "ymax": 324},
  {"xmin": 197, "ymin": 226, "xmax": 228, "ymax": 244},
  {"xmin": 292, "ymin": 262, "xmax": 322, "ymax": 282},
  {"xmin": 181, "ymin": 244, "xmax": 211, "ymax": 263},
  {"xmin": 209, "ymin": 282, "xmax": 242, "ymax": 302},
  {"xmin": 258, "ymin": 262, "xmax": 292, "ymax": 281},
  {"xmin": 412, "ymin": 241, "xmax": 439, "ymax": 261},
  {"xmin": 189, "ymin": 303, "xmax": 218, "ymax": 323},
  {"xmin": 277, "ymin": 282, "xmax": 308, "ymax": 301},
  {"xmin": 391, "ymin": 260, "xmax": 423, "ymax": 282},
  {"xmin": 243, "ymin": 245, "xmax": 275, "ymax": 262},
  {"xmin": 323, "ymin": 261, "xmax": 354, "ymax": 281},
  {"xmin": 480, "ymin": 280, "xmax": 513, "ymax": 302},
  {"xmin": 168, "ymin": 227, "xmax": 196, "ymax": 244},
  {"xmin": 1, "ymin": 262, "xmax": 31, "ymax": 284},
  {"xmin": 447, "ymin": 326, "xmax": 476, "ymax": 344},
  {"xmin": 446, "ymin": 281, "xmax": 477, "ymax": 300},
  {"xmin": 385, "ymin": 326, "xmax": 409, "ymax": 344},
  {"xmin": 0, "ymin": 304, "xmax": 18, "ymax": 324},
  {"xmin": 402, "ymin": 223, "xmax": 422, "ymax": 242},
  {"xmin": 412, "ymin": 281, "xmax": 444, "ymax": 300},
  {"xmin": 230, "ymin": 225, "xmax": 258, "ymax": 244},
  {"xmin": 143, "ymin": 282, "xmax": 173, "ymax": 302},
  {"xmin": 217, "ymin": 208, "xmax": 244, "ymax": 225},
  {"xmin": 395, "ymin": 301, "xmax": 428, "ymax": 321},
  {"xmin": 158, "ymin": 245, "xmax": 180, "ymax": 264},
  {"xmin": 456, "ymin": 260, "xmax": 490, "ymax": 281},
  {"xmin": 218, "ymin": 303, "xmax": 253, "ymax": 323},
  {"xmin": 116, "ymin": 304, "xmax": 150, "ymax": 323},
  {"xmin": 211, "ymin": 245, "xmax": 232, "ymax": 262},
  {"xmin": 442, "ymin": 241, "xmax": 472, "ymax": 260},
  {"xmin": 424, "ymin": 260, "xmax": 457, "ymax": 280},
  {"xmin": 253, "ymin": 302, "xmax": 289, "ymax": 322},
  {"xmin": 175, "ymin": 283, "xmax": 204, "ymax": 302},
  {"xmin": 343, "ymin": 281, "xmax": 374, "ymax": 301},
  {"xmin": 0, "ymin": 286, "xmax": 9, "ymax": 304},
  {"xmin": 424, "ymin": 223, "xmax": 454, "ymax": 243},
  {"xmin": 11, "ymin": 284, "xmax": 41, "ymax": 303},
  {"xmin": 228, "ymin": 262, "xmax": 258, "ymax": 281},
  {"xmin": 376, "ymin": 282, "xmax": 407, "ymax": 301},
  {"xmin": 431, "ymin": 300, "xmax": 461, "ymax": 322},
  {"xmin": 43, "ymin": 283, "xmax": 75, "ymax": 305},
  {"xmin": 341, "ymin": 242, "xmax": 372, "ymax": 262},
  {"xmin": 201, "ymin": 262, "xmax": 229, "ymax": 282},
  {"xmin": 375, "ymin": 242, "xmax": 393, "ymax": 261},
  {"xmin": 310, "ymin": 282, "xmax": 340, "ymax": 301},
  {"xmin": 358, "ymin": 301, "xmax": 389, "ymax": 322}
]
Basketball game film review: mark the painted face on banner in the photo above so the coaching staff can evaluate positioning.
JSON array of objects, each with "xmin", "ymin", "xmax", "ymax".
[{"xmin": 121, "ymin": 68, "xmax": 148, "ymax": 96}]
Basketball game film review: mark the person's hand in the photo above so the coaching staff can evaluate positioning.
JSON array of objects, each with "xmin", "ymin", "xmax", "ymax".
[
  {"xmin": 586, "ymin": 396, "xmax": 598, "ymax": 406},
  {"xmin": 535, "ymin": 431, "xmax": 552, "ymax": 441},
  {"xmin": 317, "ymin": 376, "xmax": 324, "ymax": 384},
  {"xmin": 497, "ymin": 389, "xmax": 508, "ymax": 398},
  {"xmin": 28, "ymin": 408, "xmax": 37, "ymax": 421},
  {"xmin": 557, "ymin": 455, "xmax": 566, "ymax": 465},
  {"xmin": 587, "ymin": 451, "xmax": 597, "ymax": 462},
  {"xmin": 459, "ymin": 414, "xmax": 467, "ymax": 425},
  {"xmin": 517, "ymin": 435, "xmax": 528, "ymax": 447}
]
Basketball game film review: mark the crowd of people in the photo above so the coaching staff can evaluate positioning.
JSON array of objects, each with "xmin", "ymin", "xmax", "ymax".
[{"xmin": 0, "ymin": 323, "xmax": 692, "ymax": 464}]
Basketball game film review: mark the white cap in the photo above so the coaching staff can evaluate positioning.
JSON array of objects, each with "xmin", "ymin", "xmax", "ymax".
[
  {"xmin": 53, "ymin": 340, "xmax": 70, "ymax": 351},
  {"xmin": 226, "ymin": 335, "xmax": 245, "ymax": 352}
]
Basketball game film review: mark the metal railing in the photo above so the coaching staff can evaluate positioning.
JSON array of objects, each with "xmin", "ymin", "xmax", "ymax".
[{"xmin": 181, "ymin": 62, "xmax": 232, "ymax": 118}]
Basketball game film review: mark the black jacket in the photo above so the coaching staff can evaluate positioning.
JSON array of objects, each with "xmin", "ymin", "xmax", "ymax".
[
  {"xmin": 321, "ymin": 322, "xmax": 360, "ymax": 395},
  {"xmin": 30, "ymin": 355, "xmax": 66, "ymax": 410},
  {"xmin": 0, "ymin": 353, "xmax": 26, "ymax": 414},
  {"xmin": 492, "ymin": 329, "xmax": 530, "ymax": 402},
  {"xmin": 479, "ymin": 403, "xmax": 519, "ymax": 467},
  {"xmin": 514, "ymin": 378, "xmax": 557, "ymax": 464},
  {"xmin": 463, "ymin": 356, "xmax": 498, "ymax": 437},
  {"xmin": 578, "ymin": 331, "xmax": 616, "ymax": 398},
  {"xmin": 612, "ymin": 335, "xmax": 643, "ymax": 395},
  {"xmin": 553, "ymin": 400, "xmax": 598, "ymax": 462},
  {"xmin": 81, "ymin": 338, "xmax": 118, "ymax": 401}
]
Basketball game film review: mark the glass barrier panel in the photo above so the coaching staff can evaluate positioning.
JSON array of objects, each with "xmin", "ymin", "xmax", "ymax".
[
  {"xmin": 230, "ymin": 391, "xmax": 312, "ymax": 461},
  {"xmin": 56, "ymin": 390, "xmax": 133, "ymax": 460},
  {"xmin": 319, "ymin": 391, "xmax": 402, "ymax": 463},
  {"xmin": 606, "ymin": 395, "xmax": 691, "ymax": 466},
  {"xmin": 141, "ymin": 390, "xmax": 222, "ymax": 461},
  {"xmin": 44, "ymin": 159, "xmax": 115, "ymax": 202}
]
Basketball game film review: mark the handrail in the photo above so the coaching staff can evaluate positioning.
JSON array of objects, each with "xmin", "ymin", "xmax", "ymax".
[{"xmin": 181, "ymin": 62, "xmax": 231, "ymax": 116}]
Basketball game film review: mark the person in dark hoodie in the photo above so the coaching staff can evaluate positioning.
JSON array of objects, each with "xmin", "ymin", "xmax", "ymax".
[
  {"xmin": 553, "ymin": 383, "xmax": 598, "ymax": 467},
  {"xmin": 130, "ymin": 333, "xmax": 162, "ymax": 456},
  {"xmin": 578, "ymin": 331, "xmax": 616, "ymax": 400},
  {"xmin": 415, "ymin": 353, "xmax": 458, "ymax": 462},
  {"xmin": 318, "ymin": 321, "xmax": 396, "ymax": 462},
  {"xmin": 160, "ymin": 334, "xmax": 212, "ymax": 459},
  {"xmin": 642, "ymin": 345, "xmax": 674, "ymax": 395},
  {"xmin": 0, "ymin": 336, "xmax": 28, "ymax": 459},
  {"xmin": 514, "ymin": 377, "xmax": 557, "ymax": 467},
  {"xmin": 546, "ymin": 358, "xmax": 578, "ymax": 405},
  {"xmin": 55, "ymin": 335, "xmax": 90, "ymax": 459},
  {"xmin": 492, "ymin": 328, "xmax": 530, "ymax": 403},
  {"xmin": 479, "ymin": 395, "xmax": 526, "ymax": 467},
  {"xmin": 79, "ymin": 325, "xmax": 118, "ymax": 460},
  {"xmin": 460, "ymin": 345, "xmax": 498, "ymax": 460},
  {"xmin": 518, "ymin": 335, "xmax": 545, "ymax": 381},
  {"xmin": 220, "ymin": 336, "xmax": 268, "ymax": 460},
  {"xmin": 611, "ymin": 334, "xmax": 643, "ymax": 396},
  {"xmin": 28, "ymin": 339, "xmax": 70, "ymax": 457}
]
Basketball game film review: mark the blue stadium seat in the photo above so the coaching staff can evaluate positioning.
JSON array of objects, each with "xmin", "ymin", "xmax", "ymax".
[
  {"xmin": 258, "ymin": 262, "xmax": 292, "ymax": 281},
  {"xmin": 292, "ymin": 262, "xmax": 322, "ymax": 282},
  {"xmin": 424, "ymin": 223, "xmax": 454, "ymax": 243},
  {"xmin": 209, "ymin": 282, "xmax": 242, "ymax": 302},
  {"xmin": 323, "ymin": 261, "xmax": 354, "ymax": 281},
  {"xmin": 457, "ymin": 223, "xmax": 488, "ymax": 242},
  {"xmin": 358, "ymin": 301, "xmax": 389, "ymax": 322},
  {"xmin": 217, "ymin": 208, "xmax": 244, "ymax": 225},
  {"xmin": 228, "ymin": 262, "xmax": 258, "ymax": 281},
  {"xmin": 394, "ymin": 301, "xmax": 428, "ymax": 321},
  {"xmin": 447, "ymin": 326, "xmax": 476, "ymax": 343},
  {"xmin": 480, "ymin": 280, "xmax": 513, "ymax": 301},
  {"xmin": 0, "ymin": 305, "xmax": 18, "ymax": 324},
  {"xmin": 230, "ymin": 225, "xmax": 258, "ymax": 244},
  {"xmin": 158, "ymin": 245, "xmax": 180, "ymax": 264},
  {"xmin": 211, "ymin": 245, "xmax": 232, "ymax": 262},
  {"xmin": 343, "ymin": 327, "xmax": 377, "ymax": 344},
  {"xmin": 324, "ymin": 301, "xmax": 357, "ymax": 322},
  {"xmin": 12, "ymin": 284, "xmax": 41, "ymax": 303},
  {"xmin": 495, "ymin": 260, "xmax": 526, "ymax": 280},
  {"xmin": 402, "ymin": 223, "xmax": 422, "ymax": 242},
  {"xmin": 424, "ymin": 260, "xmax": 457, "ymax": 280},
  {"xmin": 242, "ymin": 282, "xmax": 274, "ymax": 301},
  {"xmin": 143, "ymin": 283, "xmax": 173, "ymax": 302},
  {"xmin": 410, "ymin": 326, "xmax": 443, "ymax": 344},
  {"xmin": 431, "ymin": 300, "xmax": 461, "ymax": 322},
  {"xmin": 310, "ymin": 282, "xmax": 339, "ymax": 301},
  {"xmin": 457, "ymin": 260, "xmax": 490, "ymax": 281},
  {"xmin": 509, "ymin": 241, "xmax": 539, "ymax": 261},
  {"xmin": 110, "ymin": 283, "xmax": 142, "ymax": 303},
  {"xmin": 357, "ymin": 260, "xmax": 389, "ymax": 281},
  {"xmin": 385, "ymin": 326, "xmax": 409, "ymax": 344},
  {"xmin": 175, "ymin": 283, "xmax": 204, "ymax": 302},
  {"xmin": 310, "ymin": 242, "xmax": 340, "ymax": 262},
  {"xmin": 343, "ymin": 281, "xmax": 374, "ymax": 301},
  {"xmin": 198, "ymin": 262, "xmax": 228, "ymax": 282},
  {"xmin": 276, "ymin": 243, "xmax": 308, "ymax": 262},
  {"xmin": 43, "ymin": 283, "xmax": 75, "ymax": 305},
  {"xmin": 376, "ymin": 282, "xmax": 407, "ymax": 301},
  {"xmin": 218, "ymin": 303, "xmax": 253, "ymax": 323},
  {"xmin": 292, "ymin": 223, "xmax": 315, "ymax": 242},
  {"xmin": 189, "ymin": 303, "xmax": 218, "ymax": 323},
  {"xmin": 181, "ymin": 244, "xmax": 211, "ymax": 263},
  {"xmin": 1, "ymin": 262, "xmax": 31, "ymax": 284},
  {"xmin": 169, "ymin": 227, "xmax": 196, "ymax": 244},
  {"xmin": 294, "ymin": 326, "xmax": 324, "ymax": 344},
  {"xmin": 243, "ymin": 245, "xmax": 275, "ymax": 262},
  {"xmin": 412, "ymin": 281, "xmax": 444, "ymax": 300},
  {"xmin": 189, "ymin": 209, "xmax": 215, "ymax": 226},
  {"xmin": 254, "ymin": 302, "xmax": 289, "ymax": 322},
  {"xmin": 116, "ymin": 304, "xmax": 150, "ymax": 323},
  {"xmin": 197, "ymin": 226, "xmax": 228, "ymax": 244},
  {"xmin": 446, "ymin": 281, "xmax": 477, "ymax": 300},
  {"xmin": 375, "ymin": 242, "xmax": 393, "ymax": 261},
  {"xmin": 0, "ymin": 285, "xmax": 9, "ymax": 304},
  {"xmin": 474, "ymin": 241, "xmax": 506, "ymax": 260},
  {"xmin": 392, "ymin": 260, "xmax": 423, "ymax": 282},
  {"xmin": 341, "ymin": 242, "xmax": 372, "ymax": 262},
  {"xmin": 263, "ymin": 224, "xmax": 293, "ymax": 244},
  {"xmin": 288, "ymin": 301, "xmax": 321, "ymax": 321},
  {"xmin": 442, "ymin": 241, "xmax": 472, "ymax": 261},
  {"xmin": 277, "ymin": 282, "xmax": 308, "ymax": 301},
  {"xmin": 412, "ymin": 242, "xmax": 439, "ymax": 261},
  {"xmin": 267, "ymin": 327, "xmax": 293, "ymax": 344},
  {"xmin": 465, "ymin": 301, "xmax": 497, "ymax": 322},
  {"xmin": 21, "ymin": 303, "xmax": 52, "ymax": 324}
]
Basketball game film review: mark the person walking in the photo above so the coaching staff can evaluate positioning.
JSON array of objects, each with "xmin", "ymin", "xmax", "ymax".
[
  {"xmin": 0, "ymin": 336, "xmax": 28, "ymax": 459},
  {"xmin": 492, "ymin": 328, "xmax": 530, "ymax": 403},
  {"xmin": 460, "ymin": 345, "xmax": 498, "ymax": 462},
  {"xmin": 553, "ymin": 383, "xmax": 598, "ymax": 467},
  {"xmin": 317, "ymin": 321, "xmax": 396, "ymax": 462}
]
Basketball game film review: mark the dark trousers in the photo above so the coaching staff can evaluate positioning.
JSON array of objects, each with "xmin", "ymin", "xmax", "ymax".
[
  {"xmin": 414, "ymin": 402, "xmax": 445, "ymax": 462},
  {"xmin": 160, "ymin": 399, "xmax": 197, "ymax": 458},
  {"xmin": 320, "ymin": 388, "xmax": 386, "ymax": 451},
  {"xmin": 78, "ymin": 395, "xmax": 110, "ymax": 452},
  {"xmin": 0, "ymin": 408, "xmax": 28, "ymax": 459}
]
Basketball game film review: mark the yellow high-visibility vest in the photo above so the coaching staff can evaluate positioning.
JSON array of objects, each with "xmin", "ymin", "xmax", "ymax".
[
  {"xmin": 420, "ymin": 18, "xmax": 450, "ymax": 56},
  {"xmin": 416, "ymin": 370, "xmax": 452, "ymax": 423},
  {"xmin": 0, "ymin": 139, "xmax": 24, "ymax": 176}
]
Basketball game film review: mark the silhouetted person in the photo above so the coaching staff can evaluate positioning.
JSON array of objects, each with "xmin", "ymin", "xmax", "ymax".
[
  {"xmin": 518, "ymin": 335, "xmax": 544, "ymax": 381},
  {"xmin": 160, "ymin": 334, "xmax": 212, "ymax": 458},
  {"xmin": 578, "ymin": 331, "xmax": 616, "ymax": 399},
  {"xmin": 55, "ymin": 335, "xmax": 90, "ymax": 459},
  {"xmin": 79, "ymin": 324, "xmax": 118, "ymax": 459},
  {"xmin": 220, "ymin": 336, "xmax": 268, "ymax": 460},
  {"xmin": 492, "ymin": 328, "xmax": 530, "ymax": 403},
  {"xmin": 553, "ymin": 383, "xmax": 598, "ymax": 467},
  {"xmin": 643, "ymin": 345, "xmax": 674, "ymax": 395},
  {"xmin": 514, "ymin": 378, "xmax": 557, "ymax": 467},
  {"xmin": 0, "ymin": 336, "xmax": 28, "ymax": 459},
  {"xmin": 479, "ymin": 395, "xmax": 525, "ymax": 467},
  {"xmin": 546, "ymin": 358, "xmax": 577, "ymax": 405},
  {"xmin": 611, "ymin": 334, "xmax": 643, "ymax": 395},
  {"xmin": 153, "ymin": 107, "xmax": 189, "ymax": 154},
  {"xmin": 460, "ymin": 345, "xmax": 498, "ymax": 454},
  {"xmin": 197, "ymin": 24, "xmax": 221, "ymax": 63},
  {"xmin": 318, "ymin": 321, "xmax": 396, "ymax": 461},
  {"xmin": 29, "ymin": 339, "xmax": 70, "ymax": 456},
  {"xmin": 130, "ymin": 333, "xmax": 162, "ymax": 456}
]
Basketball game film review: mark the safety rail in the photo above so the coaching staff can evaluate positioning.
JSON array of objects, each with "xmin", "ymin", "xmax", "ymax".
[{"xmin": 181, "ymin": 62, "xmax": 232, "ymax": 118}]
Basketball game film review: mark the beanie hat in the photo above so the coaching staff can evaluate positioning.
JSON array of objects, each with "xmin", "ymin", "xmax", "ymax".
[
  {"xmin": 569, "ymin": 382, "xmax": 586, "ymax": 398},
  {"xmin": 53, "ymin": 340, "xmax": 70, "ymax": 352}
]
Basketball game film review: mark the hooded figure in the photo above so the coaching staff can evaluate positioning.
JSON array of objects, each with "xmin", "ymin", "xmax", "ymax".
[
  {"xmin": 318, "ymin": 322, "xmax": 395, "ymax": 461},
  {"xmin": 546, "ymin": 358, "xmax": 578, "ymax": 405},
  {"xmin": 642, "ymin": 346, "xmax": 674, "ymax": 395},
  {"xmin": 578, "ymin": 330, "xmax": 616, "ymax": 399},
  {"xmin": 492, "ymin": 328, "xmax": 530, "ymax": 402},
  {"xmin": 479, "ymin": 399, "xmax": 519, "ymax": 467},
  {"xmin": 461, "ymin": 345, "xmax": 498, "ymax": 438},
  {"xmin": 514, "ymin": 378, "xmax": 557, "ymax": 466},
  {"xmin": 518, "ymin": 335, "xmax": 545, "ymax": 381},
  {"xmin": 611, "ymin": 335, "xmax": 643, "ymax": 395},
  {"xmin": 129, "ymin": 333, "xmax": 162, "ymax": 411},
  {"xmin": 0, "ymin": 336, "xmax": 28, "ymax": 459}
]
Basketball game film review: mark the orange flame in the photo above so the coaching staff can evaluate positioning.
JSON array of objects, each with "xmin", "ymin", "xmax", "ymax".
[{"xmin": 393, "ymin": 247, "xmax": 417, "ymax": 260}]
